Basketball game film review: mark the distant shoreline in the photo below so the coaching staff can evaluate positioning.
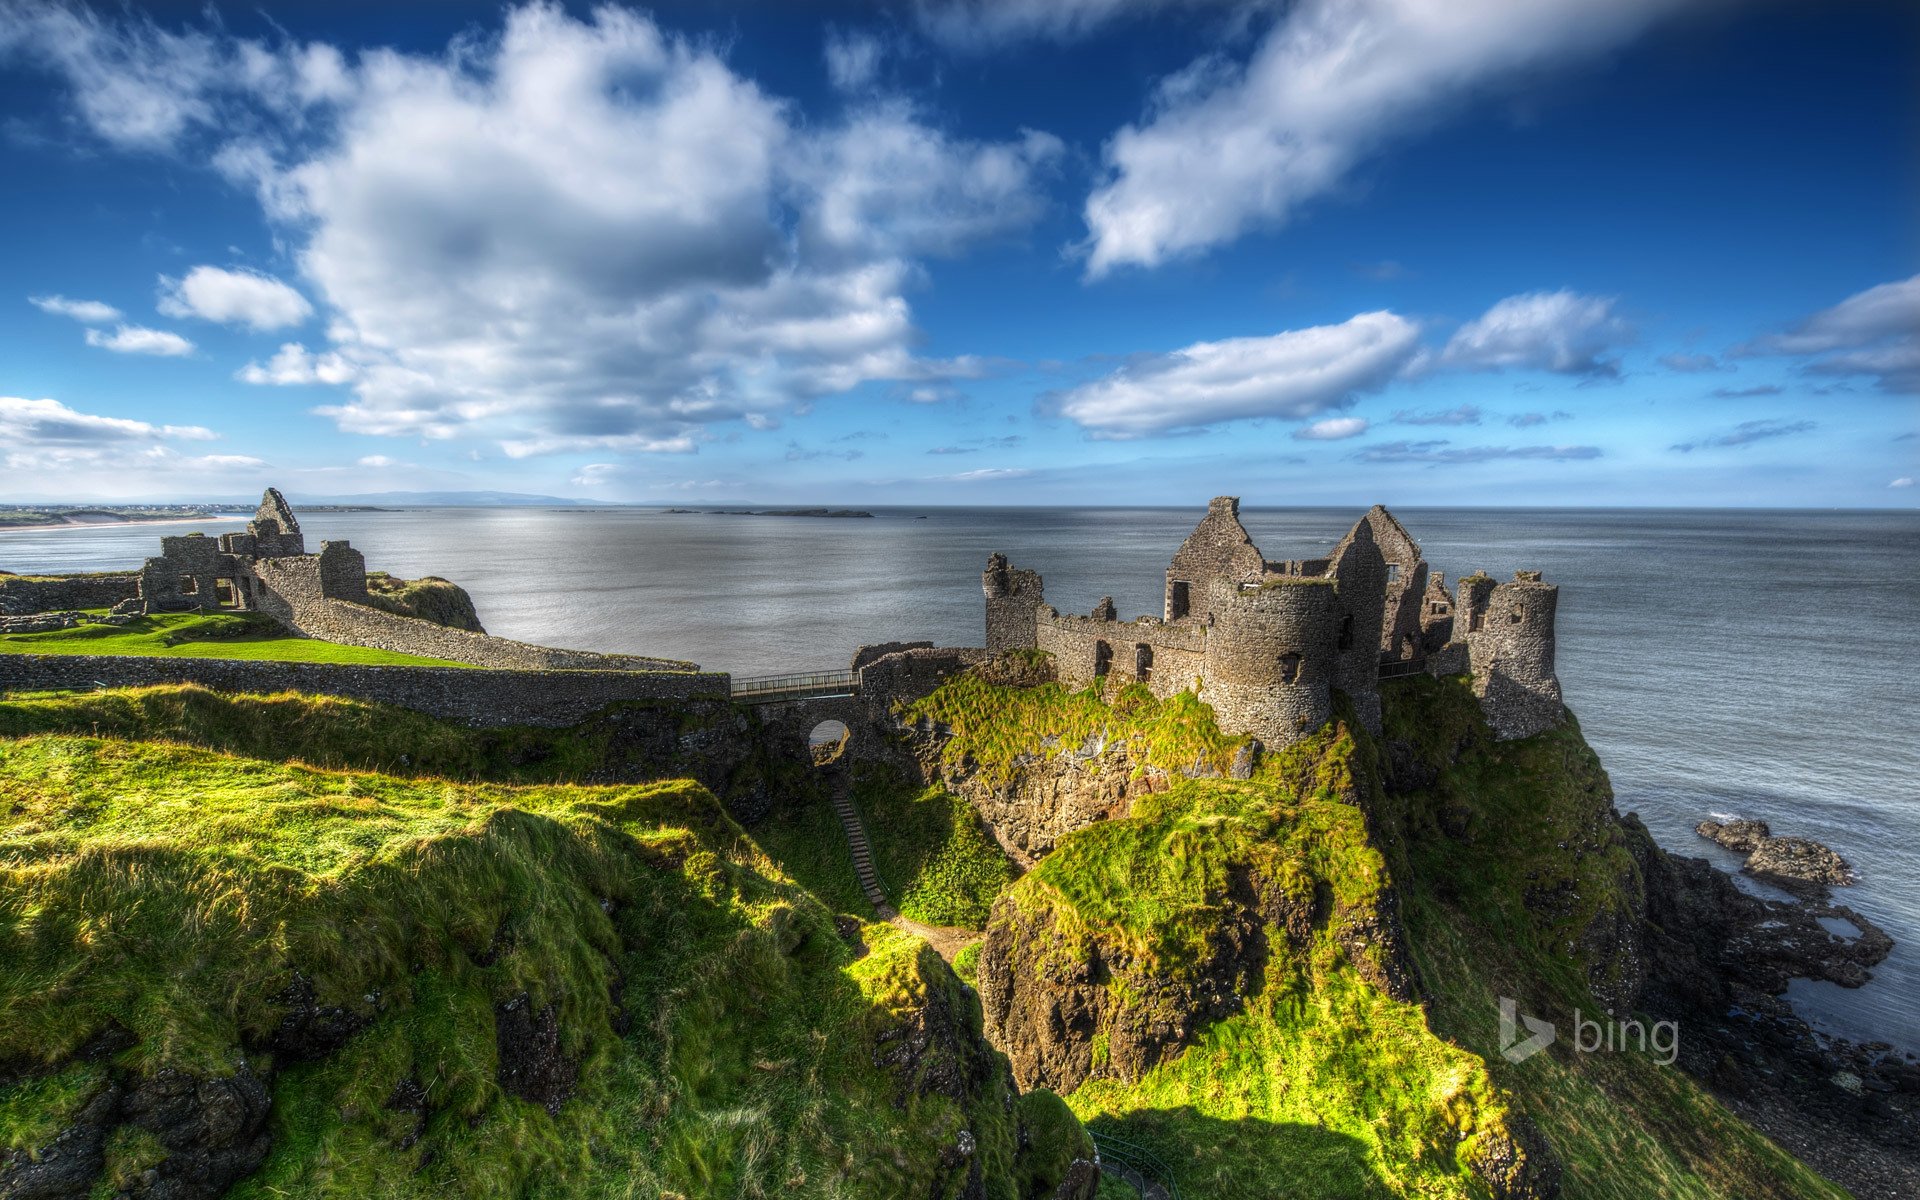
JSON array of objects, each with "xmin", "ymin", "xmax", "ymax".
[{"xmin": 0, "ymin": 514, "xmax": 250, "ymax": 534}]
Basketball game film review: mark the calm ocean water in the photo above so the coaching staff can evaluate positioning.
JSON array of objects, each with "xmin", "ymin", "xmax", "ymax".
[{"xmin": 6, "ymin": 505, "xmax": 1917, "ymax": 1052}]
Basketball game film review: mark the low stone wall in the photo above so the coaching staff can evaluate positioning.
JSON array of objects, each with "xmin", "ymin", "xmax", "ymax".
[
  {"xmin": 0, "ymin": 655, "xmax": 731, "ymax": 728},
  {"xmin": 257, "ymin": 574, "xmax": 692, "ymax": 672},
  {"xmin": 0, "ymin": 574, "xmax": 140, "ymax": 616},
  {"xmin": 1035, "ymin": 612, "xmax": 1206, "ymax": 699}
]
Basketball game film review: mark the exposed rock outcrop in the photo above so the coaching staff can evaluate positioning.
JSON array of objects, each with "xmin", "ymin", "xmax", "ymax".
[{"xmin": 1695, "ymin": 818, "xmax": 1858, "ymax": 895}]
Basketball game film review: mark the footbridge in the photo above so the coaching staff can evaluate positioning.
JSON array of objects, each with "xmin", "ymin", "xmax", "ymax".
[{"xmin": 731, "ymin": 669, "xmax": 858, "ymax": 704}]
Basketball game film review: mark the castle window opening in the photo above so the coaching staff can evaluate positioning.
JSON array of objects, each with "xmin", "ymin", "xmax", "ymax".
[
  {"xmin": 1510, "ymin": 610, "xmax": 1524, "ymax": 625},
  {"xmin": 1337, "ymin": 615, "xmax": 1354, "ymax": 651},
  {"xmin": 213, "ymin": 578, "xmax": 239, "ymax": 609},
  {"xmin": 1094, "ymin": 640, "xmax": 1112, "ymax": 677},
  {"xmin": 1135, "ymin": 644, "xmax": 1153, "ymax": 681},
  {"xmin": 1169, "ymin": 580, "xmax": 1191, "ymax": 619},
  {"xmin": 1278, "ymin": 652, "xmax": 1302, "ymax": 684},
  {"xmin": 808, "ymin": 719, "xmax": 850, "ymax": 767},
  {"xmin": 177, "ymin": 575, "xmax": 198, "ymax": 595},
  {"xmin": 1386, "ymin": 563, "xmax": 1401, "ymax": 584}
]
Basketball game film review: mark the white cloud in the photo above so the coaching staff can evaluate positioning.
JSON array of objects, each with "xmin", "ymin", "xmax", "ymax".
[
  {"xmin": 1741, "ymin": 274, "xmax": 1920, "ymax": 394},
  {"xmin": 1439, "ymin": 291, "xmax": 1631, "ymax": 376},
  {"xmin": 236, "ymin": 342, "xmax": 357, "ymax": 385},
  {"xmin": 1081, "ymin": 0, "xmax": 1693, "ymax": 274},
  {"xmin": 1293, "ymin": 415, "xmax": 1368, "ymax": 440},
  {"xmin": 201, "ymin": 5, "xmax": 1053, "ymax": 454},
  {"xmin": 1890, "ymin": 477, "xmax": 1913, "ymax": 489},
  {"xmin": 159, "ymin": 265, "xmax": 313, "ymax": 330},
  {"xmin": 5, "ymin": 3, "xmax": 1060, "ymax": 459},
  {"xmin": 1050, "ymin": 310, "xmax": 1418, "ymax": 438},
  {"xmin": 942, "ymin": 466, "xmax": 1034, "ymax": 481},
  {"xmin": 0, "ymin": 396, "xmax": 253, "ymax": 491},
  {"xmin": 793, "ymin": 103, "xmax": 1064, "ymax": 262},
  {"xmin": 83, "ymin": 324, "xmax": 195, "ymax": 357},
  {"xmin": 356, "ymin": 455, "xmax": 395, "ymax": 468},
  {"xmin": 29, "ymin": 294, "xmax": 122, "ymax": 323},
  {"xmin": 824, "ymin": 28, "xmax": 884, "ymax": 91}
]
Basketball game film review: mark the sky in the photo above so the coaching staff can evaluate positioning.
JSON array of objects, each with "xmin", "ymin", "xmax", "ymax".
[{"xmin": 0, "ymin": 0, "xmax": 1913, "ymax": 507}]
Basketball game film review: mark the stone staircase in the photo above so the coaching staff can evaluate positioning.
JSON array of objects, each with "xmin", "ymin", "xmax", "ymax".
[{"xmin": 829, "ymin": 772, "xmax": 894, "ymax": 918}]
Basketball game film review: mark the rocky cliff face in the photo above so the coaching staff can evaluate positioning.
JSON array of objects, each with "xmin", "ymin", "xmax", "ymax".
[{"xmin": 360, "ymin": 572, "xmax": 486, "ymax": 632}]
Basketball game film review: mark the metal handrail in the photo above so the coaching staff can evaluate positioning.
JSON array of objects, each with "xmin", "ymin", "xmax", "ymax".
[
  {"xmin": 1090, "ymin": 1130, "xmax": 1180, "ymax": 1200},
  {"xmin": 731, "ymin": 669, "xmax": 854, "ymax": 692}
]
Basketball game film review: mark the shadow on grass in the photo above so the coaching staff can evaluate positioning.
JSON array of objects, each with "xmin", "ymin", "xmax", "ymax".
[{"xmin": 1086, "ymin": 1108, "xmax": 1392, "ymax": 1200}]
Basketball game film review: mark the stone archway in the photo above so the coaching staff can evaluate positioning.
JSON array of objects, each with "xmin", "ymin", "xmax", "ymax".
[{"xmin": 809, "ymin": 718, "xmax": 851, "ymax": 766}]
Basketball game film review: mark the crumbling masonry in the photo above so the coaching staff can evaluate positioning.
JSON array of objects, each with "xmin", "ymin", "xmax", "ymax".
[
  {"xmin": 132, "ymin": 489, "xmax": 691, "ymax": 673},
  {"xmin": 982, "ymin": 497, "xmax": 1563, "ymax": 747}
]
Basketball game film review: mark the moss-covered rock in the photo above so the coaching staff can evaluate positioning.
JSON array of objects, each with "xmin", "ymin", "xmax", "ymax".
[
  {"xmin": 0, "ymin": 736, "xmax": 1090, "ymax": 1199},
  {"xmin": 361, "ymin": 572, "xmax": 486, "ymax": 632}
]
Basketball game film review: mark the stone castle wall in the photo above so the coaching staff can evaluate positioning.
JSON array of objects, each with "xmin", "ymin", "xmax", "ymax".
[
  {"xmin": 983, "ymin": 554, "xmax": 1045, "ymax": 653},
  {"xmin": 0, "ymin": 573, "xmax": 140, "ymax": 616},
  {"xmin": 1163, "ymin": 495, "xmax": 1266, "ymax": 621},
  {"xmin": 1460, "ymin": 572, "xmax": 1563, "ymax": 739},
  {"xmin": 1199, "ymin": 575, "xmax": 1339, "ymax": 747},
  {"xmin": 1323, "ymin": 519, "xmax": 1386, "ymax": 735},
  {"xmin": 0, "ymin": 655, "xmax": 730, "ymax": 728},
  {"xmin": 1035, "ymin": 610, "xmax": 1206, "ymax": 698}
]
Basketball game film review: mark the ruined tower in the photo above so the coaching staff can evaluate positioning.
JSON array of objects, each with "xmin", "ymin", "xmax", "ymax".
[
  {"xmin": 1199, "ymin": 574, "xmax": 1340, "ymax": 747},
  {"xmin": 1456, "ymin": 570, "xmax": 1563, "ymax": 739},
  {"xmin": 1164, "ymin": 496, "xmax": 1266, "ymax": 622},
  {"xmin": 1322, "ymin": 514, "xmax": 1388, "ymax": 734},
  {"xmin": 982, "ymin": 553, "xmax": 1045, "ymax": 653}
]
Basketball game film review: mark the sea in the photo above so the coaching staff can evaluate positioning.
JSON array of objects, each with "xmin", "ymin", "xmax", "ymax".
[{"xmin": 5, "ymin": 504, "xmax": 1917, "ymax": 1055}]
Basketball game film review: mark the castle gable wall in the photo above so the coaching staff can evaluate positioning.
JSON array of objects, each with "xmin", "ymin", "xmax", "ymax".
[{"xmin": 1164, "ymin": 496, "xmax": 1266, "ymax": 622}]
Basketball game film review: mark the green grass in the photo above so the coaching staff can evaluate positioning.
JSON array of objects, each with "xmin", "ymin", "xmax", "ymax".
[
  {"xmin": 904, "ymin": 673, "xmax": 1249, "ymax": 787},
  {"xmin": 0, "ymin": 734, "xmax": 1088, "ymax": 1199},
  {"xmin": 1009, "ymin": 761, "xmax": 1511, "ymax": 1199},
  {"xmin": 855, "ymin": 767, "xmax": 1018, "ymax": 928},
  {"xmin": 1371, "ymin": 676, "xmax": 1849, "ymax": 1200},
  {"xmin": 0, "ymin": 610, "xmax": 471, "ymax": 667}
]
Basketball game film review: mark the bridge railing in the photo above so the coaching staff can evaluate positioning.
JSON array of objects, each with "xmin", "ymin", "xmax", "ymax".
[
  {"xmin": 1090, "ymin": 1131, "xmax": 1180, "ymax": 1200},
  {"xmin": 731, "ymin": 669, "xmax": 857, "ymax": 701}
]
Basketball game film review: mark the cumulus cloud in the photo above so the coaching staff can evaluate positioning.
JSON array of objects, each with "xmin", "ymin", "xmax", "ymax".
[
  {"xmin": 159, "ymin": 265, "xmax": 312, "ymax": 330},
  {"xmin": 236, "ymin": 342, "xmax": 356, "ymax": 386},
  {"xmin": 1355, "ymin": 439, "xmax": 1600, "ymax": 464},
  {"xmin": 1082, "ymin": 0, "xmax": 1693, "ymax": 274},
  {"xmin": 83, "ymin": 324, "xmax": 195, "ymax": 356},
  {"xmin": 1049, "ymin": 310, "xmax": 1418, "ymax": 438},
  {"xmin": 9, "ymin": 2, "xmax": 1060, "ymax": 457},
  {"xmin": 29, "ymin": 294, "xmax": 121, "ymax": 323},
  {"xmin": 1293, "ymin": 415, "xmax": 1368, "ymax": 440},
  {"xmin": 1670, "ymin": 419, "xmax": 1817, "ymax": 453},
  {"xmin": 1740, "ymin": 274, "xmax": 1920, "ymax": 394},
  {"xmin": 1392, "ymin": 404, "xmax": 1480, "ymax": 426},
  {"xmin": 1439, "ymin": 291, "xmax": 1631, "ymax": 376},
  {"xmin": 1889, "ymin": 477, "xmax": 1912, "ymax": 489}
]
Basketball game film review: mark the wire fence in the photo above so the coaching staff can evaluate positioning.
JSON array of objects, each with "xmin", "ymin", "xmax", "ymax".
[{"xmin": 1090, "ymin": 1130, "xmax": 1180, "ymax": 1200}]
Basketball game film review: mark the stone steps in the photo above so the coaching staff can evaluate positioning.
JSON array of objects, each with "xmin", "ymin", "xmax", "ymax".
[{"xmin": 828, "ymin": 775, "xmax": 891, "ymax": 911}]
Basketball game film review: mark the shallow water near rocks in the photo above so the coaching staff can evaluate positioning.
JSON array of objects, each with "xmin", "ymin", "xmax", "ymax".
[{"xmin": 7, "ymin": 504, "xmax": 1916, "ymax": 1052}]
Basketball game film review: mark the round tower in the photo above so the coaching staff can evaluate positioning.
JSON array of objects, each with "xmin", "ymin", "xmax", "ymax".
[
  {"xmin": 1467, "ymin": 572, "xmax": 1563, "ymax": 739},
  {"xmin": 1200, "ymin": 574, "xmax": 1339, "ymax": 748}
]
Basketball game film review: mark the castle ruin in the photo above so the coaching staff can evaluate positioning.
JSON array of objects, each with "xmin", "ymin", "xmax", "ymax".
[
  {"xmin": 983, "ymin": 497, "xmax": 1563, "ymax": 745},
  {"xmin": 130, "ymin": 488, "xmax": 692, "ymax": 674}
]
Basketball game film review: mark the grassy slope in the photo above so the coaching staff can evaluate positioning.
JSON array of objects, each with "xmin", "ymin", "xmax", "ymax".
[
  {"xmin": 0, "ymin": 735, "xmax": 1081, "ymax": 1199},
  {"xmin": 905, "ymin": 668, "xmax": 1845, "ymax": 1200},
  {"xmin": 0, "ymin": 611, "xmax": 469, "ymax": 667},
  {"xmin": 1374, "ymin": 677, "xmax": 1847, "ymax": 1200}
]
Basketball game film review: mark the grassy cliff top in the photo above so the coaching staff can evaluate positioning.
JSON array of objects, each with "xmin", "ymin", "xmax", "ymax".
[
  {"xmin": 0, "ymin": 610, "xmax": 470, "ymax": 667},
  {"xmin": 0, "ymin": 733, "xmax": 1085, "ymax": 1198}
]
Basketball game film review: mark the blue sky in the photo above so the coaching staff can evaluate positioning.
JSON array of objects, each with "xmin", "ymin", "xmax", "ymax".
[{"xmin": 0, "ymin": 0, "xmax": 1913, "ymax": 506}]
